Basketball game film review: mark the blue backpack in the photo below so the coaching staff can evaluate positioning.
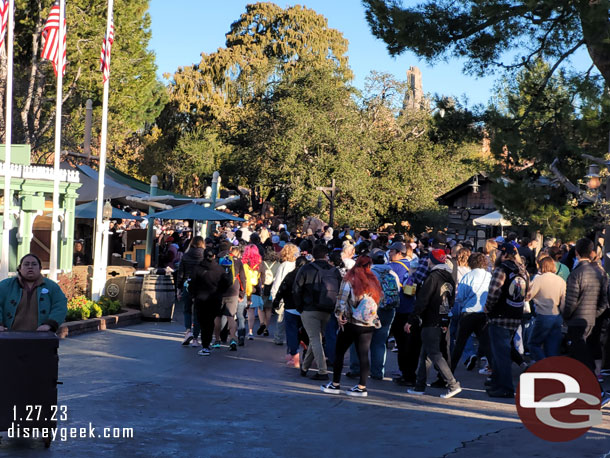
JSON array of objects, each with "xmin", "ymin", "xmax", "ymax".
[{"xmin": 377, "ymin": 270, "xmax": 400, "ymax": 309}]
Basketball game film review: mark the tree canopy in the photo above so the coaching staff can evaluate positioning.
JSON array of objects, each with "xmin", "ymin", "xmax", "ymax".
[
  {"xmin": 0, "ymin": 0, "xmax": 165, "ymax": 168},
  {"xmin": 362, "ymin": 0, "xmax": 610, "ymax": 85}
]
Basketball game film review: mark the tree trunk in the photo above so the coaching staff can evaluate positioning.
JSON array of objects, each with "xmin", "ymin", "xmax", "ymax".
[{"xmin": 579, "ymin": 1, "xmax": 610, "ymax": 86}]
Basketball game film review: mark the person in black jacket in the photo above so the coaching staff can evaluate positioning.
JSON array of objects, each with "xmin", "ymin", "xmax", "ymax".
[
  {"xmin": 293, "ymin": 244, "xmax": 342, "ymax": 381},
  {"xmin": 190, "ymin": 248, "xmax": 232, "ymax": 356},
  {"xmin": 406, "ymin": 249, "xmax": 462, "ymax": 399},
  {"xmin": 273, "ymin": 256, "xmax": 309, "ymax": 367},
  {"xmin": 484, "ymin": 243, "xmax": 529, "ymax": 398},
  {"xmin": 177, "ymin": 236, "xmax": 205, "ymax": 346},
  {"xmin": 564, "ymin": 238, "xmax": 608, "ymax": 372}
]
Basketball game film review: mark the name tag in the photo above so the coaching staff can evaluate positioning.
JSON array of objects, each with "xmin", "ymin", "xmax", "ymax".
[{"xmin": 41, "ymin": 288, "xmax": 49, "ymax": 294}]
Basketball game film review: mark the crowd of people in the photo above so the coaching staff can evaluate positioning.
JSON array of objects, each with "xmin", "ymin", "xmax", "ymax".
[{"xmin": 170, "ymin": 219, "xmax": 610, "ymax": 402}]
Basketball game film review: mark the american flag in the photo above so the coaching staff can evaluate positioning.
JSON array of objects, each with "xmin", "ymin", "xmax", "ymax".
[
  {"xmin": 41, "ymin": 1, "xmax": 67, "ymax": 76},
  {"xmin": 0, "ymin": 0, "xmax": 9, "ymax": 51},
  {"xmin": 100, "ymin": 14, "xmax": 114, "ymax": 83}
]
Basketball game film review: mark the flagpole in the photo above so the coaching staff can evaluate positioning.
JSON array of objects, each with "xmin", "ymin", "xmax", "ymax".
[
  {"xmin": 49, "ymin": 0, "xmax": 65, "ymax": 281},
  {"xmin": 1, "ymin": 0, "xmax": 15, "ymax": 279},
  {"xmin": 91, "ymin": 0, "xmax": 113, "ymax": 300}
]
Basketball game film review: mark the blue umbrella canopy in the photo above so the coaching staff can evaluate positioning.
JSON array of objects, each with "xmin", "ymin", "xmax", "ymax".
[
  {"xmin": 148, "ymin": 203, "xmax": 244, "ymax": 222},
  {"xmin": 75, "ymin": 200, "xmax": 142, "ymax": 220}
]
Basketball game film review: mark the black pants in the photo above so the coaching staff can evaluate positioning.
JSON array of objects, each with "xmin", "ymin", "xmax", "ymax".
[
  {"xmin": 391, "ymin": 313, "xmax": 421, "ymax": 381},
  {"xmin": 333, "ymin": 323, "xmax": 374, "ymax": 387},
  {"xmin": 450, "ymin": 313, "xmax": 490, "ymax": 373},
  {"xmin": 568, "ymin": 325, "xmax": 596, "ymax": 372},
  {"xmin": 195, "ymin": 301, "xmax": 220, "ymax": 349}
]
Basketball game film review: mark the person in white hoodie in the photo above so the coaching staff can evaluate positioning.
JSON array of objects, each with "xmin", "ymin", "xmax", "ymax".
[{"xmin": 270, "ymin": 243, "xmax": 300, "ymax": 347}]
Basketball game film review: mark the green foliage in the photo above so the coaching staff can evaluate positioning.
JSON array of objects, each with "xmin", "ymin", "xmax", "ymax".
[
  {"xmin": 145, "ymin": 3, "xmax": 486, "ymax": 229},
  {"xmin": 485, "ymin": 61, "xmax": 610, "ymax": 239},
  {"xmin": 362, "ymin": 0, "xmax": 610, "ymax": 85},
  {"xmin": 98, "ymin": 296, "xmax": 121, "ymax": 315},
  {"xmin": 88, "ymin": 302, "xmax": 103, "ymax": 319},
  {"xmin": 3, "ymin": 0, "xmax": 165, "ymax": 168}
]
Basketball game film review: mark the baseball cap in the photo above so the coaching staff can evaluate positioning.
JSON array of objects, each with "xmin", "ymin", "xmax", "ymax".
[
  {"xmin": 429, "ymin": 249, "xmax": 447, "ymax": 265},
  {"xmin": 500, "ymin": 242, "xmax": 518, "ymax": 256},
  {"xmin": 388, "ymin": 242, "xmax": 407, "ymax": 253}
]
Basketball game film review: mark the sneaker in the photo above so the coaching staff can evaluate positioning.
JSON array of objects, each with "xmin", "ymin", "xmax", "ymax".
[
  {"xmin": 440, "ymin": 386, "xmax": 462, "ymax": 399},
  {"xmin": 197, "ymin": 348, "xmax": 211, "ymax": 356},
  {"xmin": 182, "ymin": 329, "xmax": 193, "ymax": 346},
  {"xmin": 263, "ymin": 329, "xmax": 269, "ymax": 337},
  {"xmin": 211, "ymin": 340, "xmax": 222, "ymax": 349},
  {"xmin": 321, "ymin": 382, "xmax": 341, "ymax": 395},
  {"xmin": 274, "ymin": 340, "xmax": 284, "ymax": 346},
  {"xmin": 479, "ymin": 365, "xmax": 492, "ymax": 376},
  {"xmin": 257, "ymin": 324, "xmax": 266, "ymax": 335},
  {"xmin": 190, "ymin": 337, "xmax": 201, "ymax": 347},
  {"xmin": 248, "ymin": 332, "xmax": 254, "ymax": 340},
  {"xmin": 464, "ymin": 355, "xmax": 477, "ymax": 371},
  {"xmin": 601, "ymin": 392, "xmax": 610, "ymax": 409},
  {"xmin": 407, "ymin": 388, "xmax": 425, "ymax": 395},
  {"xmin": 238, "ymin": 337, "xmax": 245, "ymax": 346},
  {"xmin": 229, "ymin": 340, "xmax": 237, "ymax": 351},
  {"xmin": 345, "ymin": 385, "xmax": 368, "ymax": 397}
]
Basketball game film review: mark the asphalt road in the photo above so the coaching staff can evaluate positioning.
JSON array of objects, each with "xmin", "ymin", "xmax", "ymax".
[{"xmin": 1, "ymin": 314, "xmax": 609, "ymax": 457}]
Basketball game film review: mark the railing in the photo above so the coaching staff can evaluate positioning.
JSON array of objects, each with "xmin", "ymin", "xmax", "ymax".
[{"xmin": 0, "ymin": 163, "xmax": 80, "ymax": 183}]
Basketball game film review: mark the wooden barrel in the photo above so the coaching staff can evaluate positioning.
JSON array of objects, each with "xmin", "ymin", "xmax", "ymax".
[
  {"xmin": 140, "ymin": 275, "xmax": 175, "ymax": 321},
  {"xmin": 123, "ymin": 276, "xmax": 143, "ymax": 308}
]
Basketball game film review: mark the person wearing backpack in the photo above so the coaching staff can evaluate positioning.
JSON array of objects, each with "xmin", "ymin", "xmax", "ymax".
[
  {"xmin": 258, "ymin": 248, "xmax": 280, "ymax": 336},
  {"xmin": 406, "ymin": 249, "xmax": 462, "ymax": 399},
  {"xmin": 483, "ymin": 243, "xmax": 530, "ymax": 398},
  {"xmin": 293, "ymin": 244, "xmax": 342, "ymax": 380},
  {"xmin": 213, "ymin": 245, "xmax": 246, "ymax": 351},
  {"xmin": 346, "ymin": 249, "xmax": 400, "ymax": 380},
  {"xmin": 320, "ymin": 255, "xmax": 382, "ymax": 397}
]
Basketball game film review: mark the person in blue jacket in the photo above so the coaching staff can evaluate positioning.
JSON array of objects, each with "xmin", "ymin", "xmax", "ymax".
[{"xmin": 0, "ymin": 254, "xmax": 67, "ymax": 332}]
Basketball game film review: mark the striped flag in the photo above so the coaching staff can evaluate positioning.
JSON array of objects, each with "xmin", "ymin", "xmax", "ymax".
[
  {"xmin": 100, "ymin": 14, "xmax": 114, "ymax": 83},
  {"xmin": 0, "ymin": 0, "xmax": 9, "ymax": 51},
  {"xmin": 41, "ymin": 1, "xmax": 67, "ymax": 76}
]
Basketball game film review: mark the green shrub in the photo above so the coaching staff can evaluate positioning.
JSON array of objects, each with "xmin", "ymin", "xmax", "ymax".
[
  {"xmin": 98, "ymin": 296, "xmax": 121, "ymax": 315},
  {"xmin": 88, "ymin": 302, "xmax": 103, "ymax": 318}
]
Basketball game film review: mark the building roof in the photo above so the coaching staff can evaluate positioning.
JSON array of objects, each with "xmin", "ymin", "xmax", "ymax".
[{"xmin": 436, "ymin": 172, "xmax": 491, "ymax": 206}]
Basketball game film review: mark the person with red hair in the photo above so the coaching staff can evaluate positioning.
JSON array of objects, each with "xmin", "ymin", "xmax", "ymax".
[
  {"xmin": 321, "ymin": 256, "xmax": 381, "ymax": 397},
  {"xmin": 242, "ymin": 244, "xmax": 266, "ymax": 340}
]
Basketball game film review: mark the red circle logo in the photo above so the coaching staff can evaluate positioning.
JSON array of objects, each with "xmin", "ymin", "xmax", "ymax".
[{"xmin": 516, "ymin": 356, "xmax": 601, "ymax": 442}]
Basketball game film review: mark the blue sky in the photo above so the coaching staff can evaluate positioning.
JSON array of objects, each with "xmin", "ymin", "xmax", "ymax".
[{"xmin": 146, "ymin": 1, "xmax": 594, "ymax": 108}]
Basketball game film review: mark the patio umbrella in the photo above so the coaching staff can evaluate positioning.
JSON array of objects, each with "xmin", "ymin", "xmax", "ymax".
[
  {"xmin": 149, "ymin": 203, "xmax": 244, "ymax": 222},
  {"xmin": 75, "ymin": 200, "xmax": 142, "ymax": 220},
  {"xmin": 472, "ymin": 210, "xmax": 512, "ymax": 227}
]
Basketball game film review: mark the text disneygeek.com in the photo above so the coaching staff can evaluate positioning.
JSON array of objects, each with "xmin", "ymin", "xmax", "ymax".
[{"xmin": 8, "ymin": 422, "xmax": 134, "ymax": 441}]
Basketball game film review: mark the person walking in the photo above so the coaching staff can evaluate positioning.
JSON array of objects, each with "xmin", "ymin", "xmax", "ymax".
[
  {"xmin": 189, "ymin": 248, "xmax": 232, "ymax": 356},
  {"xmin": 406, "ymin": 249, "xmax": 462, "ymax": 399},
  {"xmin": 177, "ymin": 236, "xmax": 205, "ymax": 347},
  {"xmin": 321, "ymin": 255, "xmax": 382, "ymax": 397},
  {"xmin": 293, "ymin": 244, "xmax": 342, "ymax": 381},
  {"xmin": 270, "ymin": 243, "xmax": 300, "ymax": 347},
  {"xmin": 242, "ymin": 244, "xmax": 265, "ymax": 340},
  {"xmin": 273, "ymin": 255, "xmax": 309, "ymax": 367}
]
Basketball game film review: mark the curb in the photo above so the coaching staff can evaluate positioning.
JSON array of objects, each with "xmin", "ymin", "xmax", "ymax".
[{"xmin": 57, "ymin": 309, "xmax": 142, "ymax": 339}]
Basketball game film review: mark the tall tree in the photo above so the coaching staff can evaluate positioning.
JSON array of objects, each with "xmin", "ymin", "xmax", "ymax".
[
  {"xmin": 0, "ymin": 0, "xmax": 165, "ymax": 166},
  {"xmin": 362, "ymin": 0, "xmax": 610, "ymax": 87}
]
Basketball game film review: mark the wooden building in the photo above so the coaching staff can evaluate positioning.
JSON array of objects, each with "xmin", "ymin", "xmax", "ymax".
[{"xmin": 437, "ymin": 172, "xmax": 497, "ymax": 249}]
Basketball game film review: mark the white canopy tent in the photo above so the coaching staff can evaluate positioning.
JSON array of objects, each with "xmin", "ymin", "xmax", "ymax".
[{"xmin": 472, "ymin": 210, "xmax": 512, "ymax": 236}]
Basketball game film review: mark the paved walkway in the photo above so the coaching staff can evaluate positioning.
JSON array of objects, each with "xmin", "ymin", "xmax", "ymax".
[{"xmin": 1, "ymin": 314, "xmax": 609, "ymax": 457}]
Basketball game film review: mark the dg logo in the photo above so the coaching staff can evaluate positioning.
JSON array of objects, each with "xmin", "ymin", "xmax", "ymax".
[{"xmin": 516, "ymin": 356, "xmax": 602, "ymax": 441}]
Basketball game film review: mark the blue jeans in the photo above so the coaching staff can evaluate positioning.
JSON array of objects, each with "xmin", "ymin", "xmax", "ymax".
[
  {"xmin": 528, "ymin": 314, "xmax": 563, "ymax": 362},
  {"xmin": 488, "ymin": 323, "xmax": 515, "ymax": 394},
  {"xmin": 324, "ymin": 314, "xmax": 339, "ymax": 365},
  {"xmin": 182, "ymin": 289, "xmax": 200, "ymax": 338},
  {"xmin": 349, "ymin": 308, "xmax": 396, "ymax": 378},
  {"xmin": 284, "ymin": 311, "xmax": 302, "ymax": 356}
]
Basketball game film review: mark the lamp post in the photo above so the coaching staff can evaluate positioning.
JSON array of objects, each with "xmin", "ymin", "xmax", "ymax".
[{"xmin": 91, "ymin": 200, "xmax": 113, "ymax": 300}]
